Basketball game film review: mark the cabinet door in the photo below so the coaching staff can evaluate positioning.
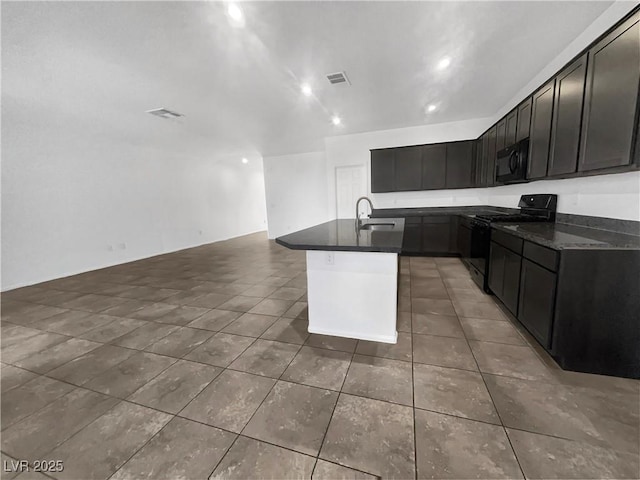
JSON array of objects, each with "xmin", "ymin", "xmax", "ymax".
[
  {"xmin": 474, "ymin": 137, "xmax": 483, "ymax": 186},
  {"xmin": 579, "ymin": 13, "xmax": 640, "ymax": 172},
  {"xmin": 548, "ymin": 54, "xmax": 587, "ymax": 176},
  {"xmin": 486, "ymin": 127, "xmax": 497, "ymax": 186},
  {"xmin": 402, "ymin": 218, "xmax": 422, "ymax": 254},
  {"xmin": 445, "ymin": 141, "xmax": 474, "ymax": 188},
  {"xmin": 371, "ymin": 149, "xmax": 394, "ymax": 193},
  {"xmin": 422, "ymin": 216, "xmax": 451, "ymax": 254},
  {"xmin": 502, "ymin": 248, "xmax": 523, "ymax": 315},
  {"xmin": 421, "ymin": 144, "xmax": 447, "ymax": 190},
  {"xmin": 488, "ymin": 242, "xmax": 505, "ymax": 297},
  {"xmin": 496, "ymin": 118, "xmax": 507, "ymax": 152},
  {"xmin": 505, "ymin": 109, "xmax": 518, "ymax": 147},
  {"xmin": 528, "ymin": 80, "xmax": 556, "ymax": 179},
  {"xmin": 516, "ymin": 97, "xmax": 532, "ymax": 142},
  {"xmin": 518, "ymin": 259, "xmax": 557, "ymax": 348},
  {"xmin": 394, "ymin": 145, "xmax": 423, "ymax": 191}
]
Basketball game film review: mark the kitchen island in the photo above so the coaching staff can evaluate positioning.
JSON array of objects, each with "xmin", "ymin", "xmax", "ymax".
[{"xmin": 276, "ymin": 218, "xmax": 405, "ymax": 343}]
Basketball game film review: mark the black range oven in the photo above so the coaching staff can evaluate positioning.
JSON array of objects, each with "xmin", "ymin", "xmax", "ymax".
[{"xmin": 461, "ymin": 194, "xmax": 558, "ymax": 292}]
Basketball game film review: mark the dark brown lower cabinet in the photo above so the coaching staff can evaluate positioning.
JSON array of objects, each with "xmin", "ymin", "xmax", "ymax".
[
  {"xmin": 518, "ymin": 259, "xmax": 557, "ymax": 349},
  {"xmin": 402, "ymin": 218, "xmax": 422, "ymax": 254},
  {"xmin": 488, "ymin": 241, "xmax": 521, "ymax": 315}
]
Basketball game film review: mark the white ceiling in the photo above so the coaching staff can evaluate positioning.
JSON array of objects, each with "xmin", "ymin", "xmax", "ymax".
[{"xmin": 2, "ymin": 1, "xmax": 614, "ymax": 158}]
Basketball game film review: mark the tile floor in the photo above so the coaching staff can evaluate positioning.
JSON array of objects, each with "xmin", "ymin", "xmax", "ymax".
[{"xmin": 1, "ymin": 232, "xmax": 639, "ymax": 480}]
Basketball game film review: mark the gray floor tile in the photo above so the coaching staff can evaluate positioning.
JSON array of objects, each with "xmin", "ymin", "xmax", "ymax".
[
  {"xmin": 154, "ymin": 305, "xmax": 211, "ymax": 325},
  {"xmin": 470, "ymin": 340, "xmax": 555, "ymax": 381},
  {"xmin": 128, "ymin": 359, "xmax": 220, "ymax": 413},
  {"xmin": 47, "ymin": 344, "xmax": 136, "ymax": 386},
  {"xmin": 414, "ymin": 409, "xmax": 523, "ymax": 479},
  {"xmin": 1, "ymin": 388, "xmax": 119, "ymax": 459},
  {"xmin": 58, "ymin": 293, "xmax": 127, "ymax": 313},
  {"xmin": 306, "ymin": 334, "xmax": 358, "ymax": 353},
  {"xmin": 320, "ymin": 393, "xmax": 415, "ymax": 479},
  {"xmin": 217, "ymin": 295, "xmax": 263, "ymax": 312},
  {"xmin": 184, "ymin": 332, "xmax": 255, "ymax": 367},
  {"xmin": 180, "ymin": 370, "xmax": 275, "ymax": 432},
  {"xmin": 28, "ymin": 310, "xmax": 105, "ymax": 337},
  {"xmin": 507, "ymin": 428, "xmax": 640, "ymax": 479},
  {"xmin": 282, "ymin": 346, "xmax": 351, "ymax": 390},
  {"xmin": 343, "ymin": 354, "xmax": 413, "ymax": 405},
  {"xmin": 84, "ymin": 352, "xmax": 176, "ymax": 398},
  {"xmin": 282, "ymin": 301, "xmax": 308, "ymax": 319},
  {"xmin": 485, "ymin": 374, "xmax": 640, "ymax": 454},
  {"xmin": 412, "ymin": 298, "xmax": 456, "ymax": 316},
  {"xmin": 241, "ymin": 284, "xmax": 278, "ymax": 297},
  {"xmin": 229, "ymin": 339, "xmax": 300, "ymax": 378},
  {"xmin": 1, "ymin": 376, "xmax": 74, "ymax": 430},
  {"xmin": 269, "ymin": 287, "xmax": 305, "ymax": 301},
  {"xmin": 111, "ymin": 322, "xmax": 179, "ymax": 350},
  {"xmin": 184, "ymin": 292, "xmax": 233, "ymax": 309},
  {"xmin": 14, "ymin": 338, "xmax": 101, "ymax": 374},
  {"xmin": 261, "ymin": 317, "xmax": 310, "ymax": 345},
  {"xmin": 2, "ymin": 331, "xmax": 69, "ymax": 364},
  {"xmin": 413, "ymin": 334, "xmax": 477, "ymax": 371},
  {"xmin": 48, "ymin": 402, "xmax": 172, "ymax": 480},
  {"xmin": 186, "ymin": 309, "xmax": 241, "ymax": 331},
  {"xmin": 244, "ymin": 381, "xmax": 337, "ymax": 455},
  {"xmin": 312, "ymin": 460, "xmax": 377, "ymax": 480},
  {"xmin": 79, "ymin": 316, "xmax": 147, "ymax": 343},
  {"xmin": 397, "ymin": 310, "xmax": 412, "ymax": 332},
  {"xmin": 453, "ymin": 300, "xmax": 507, "ymax": 320},
  {"xmin": 210, "ymin": 436, "xmax": 315, "ymax": 480},
  {"xmin": 460, "ymin": 317, "xmax": 525, "ymax": 345},
  {"xmin": 1, "ymin": 364, "xmax": 40, "ymax": 393},
  {"xmin": 249, "ymin": 298, "xmax": 294, "ymax": 316},
  {"xmin": 128, "ymin": 302, "xmax": 177, "ymax": 321},
  {"xmin": 145, "ymin": 327, "xmax": 213, "ymax": 357},
  {"xmin": 413, "ymin": 363, "xmax": 499, "ymax": 424},
  {"xmin": 355, "ymin": 331, "xmax": 412, "ymax": 361},
  {"xmin": 111, "ymin": 417, "xmax": 236, "ymax": 480},
  {"xmin": 412, "ymin": 313, "xmax": 465, "ymax": 337},
  {"xmin": 221, "ymin": 313, "xmax": 278, "ymax": 337}
]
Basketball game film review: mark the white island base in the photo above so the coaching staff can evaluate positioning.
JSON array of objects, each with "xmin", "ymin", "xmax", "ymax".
[{"xmin": 305, "ymin": 250, "xmax": 398, "ymax": 344}]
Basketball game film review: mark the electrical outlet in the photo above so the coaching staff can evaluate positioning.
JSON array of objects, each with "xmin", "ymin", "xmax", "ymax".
[{"xmin": 325, "ymin": 252, "xmax": 334, "ymax": 265}]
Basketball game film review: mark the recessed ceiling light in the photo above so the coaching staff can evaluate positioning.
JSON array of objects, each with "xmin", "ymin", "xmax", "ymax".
[
  {"xmin": 331, "ymin": 116, "xmax": 341, "ymax": 126},
  {"xmin": 301, "ymin": 84, "xmax": 312, "ymax": 97},
  {"xmin": 437, "ymin": 57, "xmax": 451, "ymax": 70},
  {"xmin": 227, "ymin": 3, "xmax": 243, "ymax": 22},
  {"xmin": 241, "ymin": 157, "xmax": 249, "ymax": 164},
  {"xmin": 427, "ymin": 104, "xmax": 437, "ymax": 113}
]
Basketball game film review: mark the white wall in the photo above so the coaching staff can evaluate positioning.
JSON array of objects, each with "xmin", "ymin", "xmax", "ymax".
[
  {"xmin": 263, "ymin": 152, "xmax": 330, "ymax": 238},
  {"xmin": 1, "ymin": 98, "xmax": 268, "ymax": 290}
]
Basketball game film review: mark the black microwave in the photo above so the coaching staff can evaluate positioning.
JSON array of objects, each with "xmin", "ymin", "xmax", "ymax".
[{"xmin": 496, "ymin": 138, "xmax": 529, "ymax": 184}]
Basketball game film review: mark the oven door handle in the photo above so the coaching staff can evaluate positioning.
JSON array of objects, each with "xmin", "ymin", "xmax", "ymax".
[{"xmin": 509, "ymin": 150, "xmax": 519, "ymax": 173}]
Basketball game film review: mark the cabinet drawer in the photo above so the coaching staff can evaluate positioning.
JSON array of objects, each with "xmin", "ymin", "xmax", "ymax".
[
  {"xmin": 523, "ymin": 242, "xmax": 558, "ymax": 272},
  {"xmin": 491, "ymin": 229, "xmax": 523, "ymax": 254}
]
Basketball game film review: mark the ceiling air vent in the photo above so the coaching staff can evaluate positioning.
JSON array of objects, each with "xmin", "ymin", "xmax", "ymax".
[
  {"xmin": 326, "ymin": 71, "xmax": 350, "ymax": 85},
  {"xmin": 146, "ymin": 108, "xmax": 184, "ymax": 119}
]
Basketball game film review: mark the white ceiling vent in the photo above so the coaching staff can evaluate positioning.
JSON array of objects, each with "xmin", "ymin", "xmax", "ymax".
[
  {"xmin": 146, "ymin": 108, "xmax": 184, "ymax": 119},
  {"xmin": 326, "ymin": 71, "xmax": 350, "ymax": 85}
]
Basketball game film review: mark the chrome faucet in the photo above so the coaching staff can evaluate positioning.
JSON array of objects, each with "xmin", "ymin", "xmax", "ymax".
[{"xmin": 355, "ymin": 196, "xmax": 374, "ymax": 229}]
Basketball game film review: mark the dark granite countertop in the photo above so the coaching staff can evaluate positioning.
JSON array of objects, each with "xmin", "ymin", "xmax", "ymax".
[
  {"xmin": 276, "ymin": 218, "xmax": 405, "ymax": 253},
  {"xmin": 492, "ymin": 222, "xmax": 640, "ymax": 250}
]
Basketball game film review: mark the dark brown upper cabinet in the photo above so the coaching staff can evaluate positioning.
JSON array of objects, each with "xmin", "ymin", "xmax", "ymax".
[
  {"xmin": 496, "ymin": 118, "xmax": 507, "ymax": 152},
  {"xmin": 548, "ymin": 54, "xmax": 588, "ymax": 176},
  {"xmin": 516, "ymin": 97, "xmax": 533, "ymax": 142},
  {"xmin": 394, "ymin": 145, "xmax": 423, "ymax": 191},
  {"xmin": 528, "ymin": 80, "xmax": 556, "ymax": 179},
  {"xmin": 474, "ymin": 137, "xmax": 484, "ymax": 187},
  {"xmin": 505, "ymin": 108, "xmax": 518, "ymax": 146},
  {"xmin": 579, "ymin": 12, "xmax": 640, "ymax": 172},
  {"xmin": 445, "ymin": 141, "xmax": 475, "ymax": 189},
  {"xmin": 486, "ymin": 126, "xmax": 498, "ymax": 186},
  {"xmin": 370, "ymin": 149, "xmax": 394, "ymax": 193},
  {"xmin": 421, "ymin": 144, "xmax": 447, "ymax": 190}
]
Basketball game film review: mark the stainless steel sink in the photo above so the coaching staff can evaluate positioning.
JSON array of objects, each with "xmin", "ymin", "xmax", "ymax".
[{"xmin": 359, "ymin": 222, "xmax": 395, "ymax": 231}]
